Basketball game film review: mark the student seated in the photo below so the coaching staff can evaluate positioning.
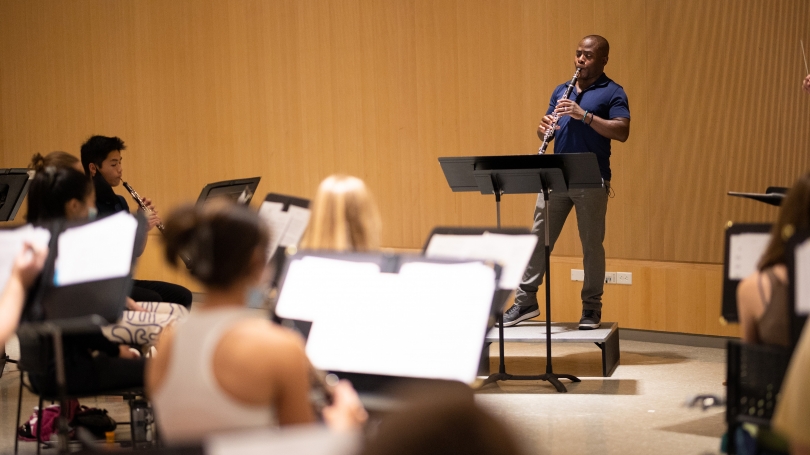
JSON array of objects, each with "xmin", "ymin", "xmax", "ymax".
[
  {"xmin": 0, "ymin": 243, "xmax": 47, "ymax": 347},
  {"xmin": 736, "ymin": 172, "xmax": 810, "ymax": 347},
  {"xmin": 80, "ymin": 136, "xmax": 193, "ymax": 308},
  {"xmin": 23, "ymin": 166, "xmax": 144, "ymax": 395},
  {"xmin": 773, "ymin": 324, "xmax": 810, "ymax": 455},
  {"xmin": 146, "ymin": 201, "xmax": 367, "ymax": 444},
  {"xmin": 302, "ymin": 174, "xmax": 381, "ymax": 251},
  {"xmin": 28, "ymin": 155, "xmax": 188, "ymax": 347}
]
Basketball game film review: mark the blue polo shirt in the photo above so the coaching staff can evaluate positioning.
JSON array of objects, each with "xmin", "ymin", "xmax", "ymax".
[{"xmin": 546, "ymin": 73, "xmax": 630, "ymax": 181}]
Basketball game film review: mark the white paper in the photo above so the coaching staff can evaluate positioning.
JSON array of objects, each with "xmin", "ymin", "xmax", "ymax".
[
  {"xmin": 425, "ymin": 233, "xmax": 537, "ymax": 290},
  {"xmin": 275, "ymin": 257, "xmax": 381, "ymax": 321},
  {"xmin": 304, "ymin": 261, "xmax": 495, "ymax": 384},
  {"xmin": 53, "ymin": 212, "xmax": 138, "ymax": 286},
  {"xmin": 258, "ymin": 201, "xmax": 289, "ymax": 260},
  {"xmin": 0, "ymin": 225, "xmax": 51, "ymax": 294},
  {"xmin": 257, "ymin": 201, "xmax": 311, "ymax": 261},
  {"xmin": 795, "ymin": 238, "xmax": 810, "ymax": 315},
  {"xmin": 206, "ymin": 426, "xmax": 360, "ymax": 455},
  {"xmin": 728, "ymin": 233, "xmax": 771, "ymax": 280},
  {"xmin": 280, "ymin": 205, "xmax": 311, "ymax": 247}
]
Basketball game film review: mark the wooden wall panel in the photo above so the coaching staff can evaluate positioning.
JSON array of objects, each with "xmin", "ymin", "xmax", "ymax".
[{"xmin": 1, "ymin": 1, "xmax": 809, "ymax": 335}]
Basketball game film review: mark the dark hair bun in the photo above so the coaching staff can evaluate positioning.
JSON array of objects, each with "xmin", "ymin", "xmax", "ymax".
[{"xmin": 162, "ymin": 202, "xmax": 270, "ymax": 289}]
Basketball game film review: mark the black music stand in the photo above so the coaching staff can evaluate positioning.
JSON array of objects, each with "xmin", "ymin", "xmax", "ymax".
[
  {"xmin": 727, "ymin": 186, "xmax": 788, "ymax": 207},
  {"xmin": 0, "ymin": 169, "xmax": 34, "ymax": 376},
  {"xmin": 438, "ymin": 153, "xmax": 602, "ymax": 392},
  {"xmin": 720, "ymin": 223, "xmax": 771, "ymax": 323},
  {"xmin": 0, "ymin": 168, "xmax": 32, "ymax": 222}
]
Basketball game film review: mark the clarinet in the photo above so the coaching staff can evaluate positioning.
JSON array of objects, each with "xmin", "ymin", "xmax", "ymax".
[
  {"xmin": 122, "ymin": 182, "xmax": 192, "ymax": 269},
  {"xmin": 538, "ymin": 68, "xmax": 581, "ymax": 154}
]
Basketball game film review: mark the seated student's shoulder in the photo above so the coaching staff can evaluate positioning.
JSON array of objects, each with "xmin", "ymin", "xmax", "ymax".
[{"xmin": 219, "ymin": 319, "xmax": 308, "ymax": 370}]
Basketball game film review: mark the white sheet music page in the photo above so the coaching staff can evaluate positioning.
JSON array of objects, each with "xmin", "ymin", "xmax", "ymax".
[
  {"xmin": 305, "ymin": 261, "xmax": 495, "ymax": 384},
  {"xmin": 275, "ymin": 257, "xmax": 381, "ymax": 321},
  {"xmin": 54, "ymin": 212, "xmax": 138, "ymax": 286},
  {"xmin": 0, "ymin": 225, "xmax": 51, "ymax": 294},
  {"xmin": 258, "ymin": 201, "xmax": 290, "ymax": 260},
  {"xmin": 425, "ymin": 233, "xmax": 537, "ymax": 290},
  {"xmin": 279, "ymin": 205, "xmax": 311, "ymax": 247},
  {"xmin": 728, "ymin": 233, "xmax": 770, "ymax": 280},
  {"xmin": 795, "ymin": 238, "xmax": 810, "ymax": 315}
]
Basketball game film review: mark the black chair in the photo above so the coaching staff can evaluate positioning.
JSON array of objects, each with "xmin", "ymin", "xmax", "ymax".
[
  {"xmin": 725, "ymin": 340, "xmax": 792, "ymax": 455},
  {"xmin": 14, "ymin": 321, "xmax": 146, "ymax": 454}
]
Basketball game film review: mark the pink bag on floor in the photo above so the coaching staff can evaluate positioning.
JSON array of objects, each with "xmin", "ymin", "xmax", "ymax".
[{"xmin": 17, "ymin": 399, "xmax": 80, "ymax": 442}]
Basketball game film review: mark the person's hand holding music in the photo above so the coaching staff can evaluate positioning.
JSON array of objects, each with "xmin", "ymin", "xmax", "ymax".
[
  {"xmin": 12, "ymin": 242, "xmax": 48, "ymax": 289},
  {"xmin": 803, "ymin": 74, "xmax": 810, "ymax": 94},
  {"xmin": 126, "ymin": 297, "xmax": 147, "ymax": 312}
]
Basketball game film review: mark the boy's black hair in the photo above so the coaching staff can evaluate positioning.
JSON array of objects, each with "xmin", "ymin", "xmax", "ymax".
[{"xmin": 80, "ymin": 135, "xmax": 126, "ymax": 174}]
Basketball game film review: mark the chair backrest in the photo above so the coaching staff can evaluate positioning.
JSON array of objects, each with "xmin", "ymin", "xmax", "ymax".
[
  {"xmin": 726, "ymin": 339, "xmax": 792, "ymax": 428},
  {"xmin": 15, "ymin": 324, "xmax": 53, "ymax": 376}
]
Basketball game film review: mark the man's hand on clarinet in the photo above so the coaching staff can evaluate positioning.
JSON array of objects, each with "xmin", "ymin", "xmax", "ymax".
[
  {"xmin": 555, "ymin": 99, "xmax": 586, "ymax": 121},
  {"xmin": 803, "ymin": 74, "xmax": 810, "ymax": 94},
  {"xmin": 537, "ymin": 114, "xmax": 557, "ymax": 138}
]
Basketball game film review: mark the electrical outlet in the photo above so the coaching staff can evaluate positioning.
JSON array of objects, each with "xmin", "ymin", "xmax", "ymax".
[
  {"xmin": 571, "ymin": 269, "xmax": 584, "ymax": 281},
  {"xmin": 604, "ymin": 272, "xmax": 617, "ymax": 284},
  {"xmin": 617, "ymin": 272, "xmax": 632, "ymax": 285}
]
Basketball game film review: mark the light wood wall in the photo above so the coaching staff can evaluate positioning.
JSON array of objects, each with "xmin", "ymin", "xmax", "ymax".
[{"xmin": 2, "ymin": 1, "xmax": 809, "ymax": 334}]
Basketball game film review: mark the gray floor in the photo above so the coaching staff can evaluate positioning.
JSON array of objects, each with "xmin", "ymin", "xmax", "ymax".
[{"xmin": 0, "ymin": 335, "xmax": 727, "ymax": 454}]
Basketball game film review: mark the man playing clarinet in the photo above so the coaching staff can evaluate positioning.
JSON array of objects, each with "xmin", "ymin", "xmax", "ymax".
[{"xmin": 502, "ymin": 35, "xmax": 630, "ymax": 329}]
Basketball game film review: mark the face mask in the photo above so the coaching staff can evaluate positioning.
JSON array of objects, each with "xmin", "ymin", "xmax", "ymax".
[
  {"xmin": 246, "ymin": 285, "xmax": 267, "ymax": 309},
  {"xmin": 87, "ymin": 207, "xmax": 98, "ymax": 220}
]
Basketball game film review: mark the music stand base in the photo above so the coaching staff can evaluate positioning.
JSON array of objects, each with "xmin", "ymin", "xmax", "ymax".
[{"xmin": 481, "ymin": 372, "xmax": 580, "ymax": 393}]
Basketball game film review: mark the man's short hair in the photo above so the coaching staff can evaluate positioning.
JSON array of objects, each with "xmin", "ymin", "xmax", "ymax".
[
  {"xmin": 80, "ymin": 135, "xmax": 126, "ymax": 174},
  {"xmin": 583, "ymin": 35, "xmax": 610, "ymax": 58}
]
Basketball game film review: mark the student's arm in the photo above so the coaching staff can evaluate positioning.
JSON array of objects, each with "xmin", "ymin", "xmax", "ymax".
[
  {"xmin": 0, "ymin": 243, "xmax": 47, "ymax": 345},
  {"xmin": 736, "ymin": 273, "xmax": 764, "ymax": 344}
]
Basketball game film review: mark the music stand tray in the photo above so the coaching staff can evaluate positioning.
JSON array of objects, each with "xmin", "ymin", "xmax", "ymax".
[
  {"xmin": 437, "ymin": 153, "xmax": 604, "ymax": 392},
  {"xmin": 196, "ymin": 177, "xmax": 261, "ymax": 206},
  {"xmin": 0, "ymin": 168, "xmax": 33, "ymax": 222}
]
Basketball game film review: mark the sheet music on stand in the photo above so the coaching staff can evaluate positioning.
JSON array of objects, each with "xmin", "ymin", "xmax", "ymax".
[
  {"xmin": 0, "ymin": 225, "xmax": 51, "ymax": 294},
  {"xmin": 53, "ymin": 212, "xmax": 138, "ymax": 286},
  {"xmin": 276, "ymin": 253, "xmax": 497, "ymax": 384},
  {"xmin": 424, "ymin": 230, "xmax": 537, "ymax": 290},
  {"xmin": 35, "ymin": 211, "xmax": 142, "ymax": 323},
  {"xmin": 722, "ymin": 223, "xmax": 772, "ymax": 322},
  {"xmin": 794, "ymin": 237, "xmax": 810, "ymax": 315},
  {"xmin": 257, "ymin": 193, "xmax": 311, "ymax": 262}
]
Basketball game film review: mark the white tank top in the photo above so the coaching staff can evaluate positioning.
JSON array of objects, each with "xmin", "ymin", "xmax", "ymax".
[{"xmin": 152, "ymin": 307, "xmax": 276, "ymax": 443}]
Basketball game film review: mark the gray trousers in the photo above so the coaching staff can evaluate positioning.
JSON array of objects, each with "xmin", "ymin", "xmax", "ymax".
[{"xmin": 514, "ymin": 185, "xmax": 609, "ymax": 312}]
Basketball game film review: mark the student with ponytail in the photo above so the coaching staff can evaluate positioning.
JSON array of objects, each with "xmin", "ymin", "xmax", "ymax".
[{"xmin": 147, "ymin": 201, "xmax": 366, "ymax": 444}]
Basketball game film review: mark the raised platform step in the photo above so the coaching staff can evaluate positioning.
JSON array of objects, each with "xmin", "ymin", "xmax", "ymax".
[
  {"xmin": 486, "ymin": 321, "xmax": 618, "ymax": 343},
  {"xmin": 485, "ymin": 321, "xmax": 621, "ymax": 377}
]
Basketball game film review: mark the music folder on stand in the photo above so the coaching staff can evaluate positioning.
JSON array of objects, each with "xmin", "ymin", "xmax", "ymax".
[{"xmin": 437, "ymin": 153, "xmax": 603, "ymax": 392}]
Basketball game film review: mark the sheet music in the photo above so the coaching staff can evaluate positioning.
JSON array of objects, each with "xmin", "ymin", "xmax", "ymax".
[
  {"xmin": 0, "ymin": 225, "xmax": 51, "ymax": 294},
  {"xmin": 305, "ymin": 261, "xmax": 495, "ymax": 384},
  {"xmin": 275, "ymin": 257, "xmax": 381, "ymax": 321},
  {"xmin": 54, "ymin": 212, "xmax": 138, "ymax": 286},
  {"xmin": 258, "ymin": 201, "xmax": 311, "ymax": 261},
  {"xmin": 795, "ymin": 238, "xmax": 810, "ymax": 315},
  {"xmin": 728, "ymin": 233, "xmax": 770, "ymax": 280},
  {"xmin": 280, "ymin": 205, "xmax": 311, "ymax": 247},
  {"xmin": 258, "ymin": 201, "xmax": 289, "ymax": 260},
  {"xmin": 425, "ymin": 233, "xmax": 537, "ymax": 289},
  {"xmin": 206, "ymin": 426, "xmax": 360, "ymax": 455}
]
